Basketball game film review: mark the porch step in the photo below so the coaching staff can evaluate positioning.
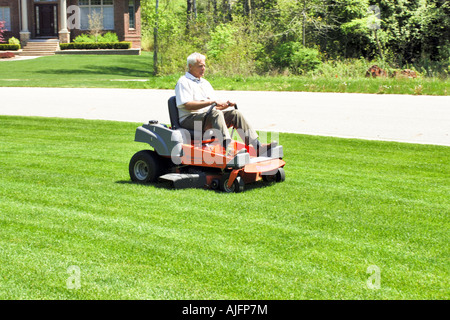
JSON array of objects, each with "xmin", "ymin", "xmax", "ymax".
[
  {"xmin": 20, "ymin": 51, "xmax": 58, "ymax": 56},
  {"xmin": 19, "ymin": 40, "xmax": 59, "ymax": 56}
]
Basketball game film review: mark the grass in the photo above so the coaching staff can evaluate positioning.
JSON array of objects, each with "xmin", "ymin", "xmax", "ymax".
[
  {"xmin": 0, "ymin": 52, "xmax": 448, "ymax": 95},
  {"xmin": 0, "ymin": 115, "xmax": 448, "ymax": 299},
  {"xmin": 0, "ymin": 52, "xmax": 153, "ymax": 88}
]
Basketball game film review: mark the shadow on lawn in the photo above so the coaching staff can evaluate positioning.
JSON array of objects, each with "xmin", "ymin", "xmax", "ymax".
[{"xmin": 115, "ymin": 179, "xmax": 277, "ymax": 193}]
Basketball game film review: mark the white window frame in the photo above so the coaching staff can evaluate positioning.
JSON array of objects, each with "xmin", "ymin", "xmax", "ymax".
[
  {"xmin": 128, "ymin": 0, "xmax": 135, "ymax": 30},
  {"xmin": 79, "ymin": 0, "xmax": 114, "ymax": 31}
]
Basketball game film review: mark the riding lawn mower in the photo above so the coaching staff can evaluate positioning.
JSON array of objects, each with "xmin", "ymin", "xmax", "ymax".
[{"xmin": 129, "ymin": 96, "xmax": 285, "ymax": 193}]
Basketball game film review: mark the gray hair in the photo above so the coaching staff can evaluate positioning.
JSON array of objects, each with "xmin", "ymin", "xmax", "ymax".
[{"xmin": 187, "ymin": 52, "xmax": 206, "ymax": 68}]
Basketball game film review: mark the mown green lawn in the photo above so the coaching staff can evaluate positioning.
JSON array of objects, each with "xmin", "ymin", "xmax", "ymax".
[
  {"xmin": 0, "ymin": 52, "xmax": 448, "ymax": 95},
  {"xmin": 0, "ymin": 53, "xmax": 153, "ymax": 89},
  {"xmin": 0, "ymin": 115, "xmax": 448, "ymax": 299}
]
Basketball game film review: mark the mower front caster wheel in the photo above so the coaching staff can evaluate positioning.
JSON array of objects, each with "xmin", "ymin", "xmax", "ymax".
[
  {"xmin": 129, "ymin": 150, "xmax": 164, "ymax": 183},
  {"xmin": 262, "ymin": 167, "xmax": 285, "ymax": 183},
  {"xmin": 220, "ymin": 175, "xmax": 245, "ymax": 193}
]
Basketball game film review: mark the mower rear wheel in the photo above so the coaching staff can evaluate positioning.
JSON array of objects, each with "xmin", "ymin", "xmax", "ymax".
[
  {"xmin": 220, "ymin": 175, "xmax": 245, "ymax": 193},
  {"xmin": 129, "ymin": 150, "xmax": 164, "ymax": 183}
]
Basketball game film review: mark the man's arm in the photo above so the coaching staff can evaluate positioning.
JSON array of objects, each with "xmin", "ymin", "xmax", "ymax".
[
  {"xmin": 184, "ymin": 100, "xmax": 232, "ymax": 111},
  {"xmin": 183, "ymin": 100, "xmax": 215, "ymax": 111},
  {"xmin": 176, "ymin": 76, "xmax": 235, "ymax": 111}
]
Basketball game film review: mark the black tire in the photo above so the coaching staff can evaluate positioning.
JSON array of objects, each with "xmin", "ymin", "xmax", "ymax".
[
  {"xmin": 211, "ymin": 179, "xmax": 220, "ymax": 190},
  {"xmin": 220, "ymin": 174, "xmax": 245, "ymax": 193},
  {"xmin": 276, "ymin": 167, "xmax": 286, "ymax": 182},
  {"xmin": 262, "ymin": 167, "xmax": 285, "ymax": 183},
  {"xmin": 129, "ymin": 150, "xmax": 164, "ymax": 183}
]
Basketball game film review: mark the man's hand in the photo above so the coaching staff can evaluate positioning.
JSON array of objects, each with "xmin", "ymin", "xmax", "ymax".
[
  {"xmin": 214, "ymin": 100, "xmax": 235, "ymax": 110},
  {"xmin": 184, "ymin": 100, "xmax": 236, "ymax": 111}
]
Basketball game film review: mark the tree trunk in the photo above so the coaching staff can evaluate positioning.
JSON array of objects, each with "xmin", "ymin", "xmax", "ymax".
[
  {"xmin": 374, "ymin": 29, "xmax": 384, "ymax": 60},
  {"xmin": 222, "ymin": 0, "xmax": 232, "ymax": 21},
  {"xmin": 302, "ymin": 12, "xmax": 306, "ymax": 46},
  {"xmin": 209, "ymin": 0, "xmax": 217, "ymax": 16},
  {"xmin": 187, "ymin": 0, "xmax": 197, "ymax": 30},
  {"xmin": 193, "ymin": 0, "xmax": 197, "ymax": 20},
  {"xmin": 153, "ymin": 0, "xmax": 159, "ymax": 75},
  {"xmin": 245, "ymin": 0, "xmax": 252, "ymax": 18},
  {"xmin": 301, "ymin": 0, "xmax": 306, "ymax": 47}
]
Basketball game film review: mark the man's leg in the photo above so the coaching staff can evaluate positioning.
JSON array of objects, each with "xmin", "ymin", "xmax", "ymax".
[
  {"xmin": 204, "ymin": 109, "xmax": 232, "ymax": 141},
  {"xmin": 181, "ymin": 110, "xmax": 231, "ymax": 144},
  {"xmin": 222, "ymin": 109, "xmax": 258, "ymax": 144},
  {"xmin": 182, "ymin": 109, "xmax": 276, "ymax": 155},
  {"xmin": 223, "ymin": 109, "xmax": 277, "ymax": 156}
]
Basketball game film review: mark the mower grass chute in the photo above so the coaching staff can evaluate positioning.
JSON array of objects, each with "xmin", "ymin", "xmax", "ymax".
[{"xmin": 129, "ymin": 97, "xmax": 285, "ymax": 192}]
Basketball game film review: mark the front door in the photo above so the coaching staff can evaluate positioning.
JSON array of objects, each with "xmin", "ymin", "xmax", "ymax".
[{"xmin": 36, "ymin": 4, "xmax": 58, "ymax": 37}]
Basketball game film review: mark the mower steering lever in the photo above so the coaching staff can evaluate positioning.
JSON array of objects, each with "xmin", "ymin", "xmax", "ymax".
[{"xmin": 202, "ymin": 102, "xmax": 238, "ymax": 132}]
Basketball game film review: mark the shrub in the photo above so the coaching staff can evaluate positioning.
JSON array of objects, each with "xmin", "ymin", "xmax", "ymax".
[
  {"xmin": 73, "ymin": 32, "xmax": 119, "ymax": 43},
  {"xmin": 73, "ymin": 34, "xmax": 95, "ymax": 43},
  {"xmin": 0, "ymin": 20, "xmax": 5, "ymax": 43},
  {"xmin": 8, "ymin": 37, "xmax": 20, "ymax": 46},
  {"xmin": 207, "ymin": 24, "xmax": 237, "ymax": 61},
  {"xmin": 59, "ymin": 42, "xmax": 131, "ymax": 50},
  {"xmin": 312, "ymin": 58, "xmax": 375, "ymax": 78},
  {"xmin": 0, "ymin": 44, "xmax": 20, "ymax": 51},
  {"xmin": 97, "ymin": 32, "xmax": 119, "ymax": 43},
  {"xmin": 206, "ymin": 19, "xmax": 260, "ymax": 76},
  {"xmin": 273, "ymin": 42, "xmax": 322, "ymax": 74}
]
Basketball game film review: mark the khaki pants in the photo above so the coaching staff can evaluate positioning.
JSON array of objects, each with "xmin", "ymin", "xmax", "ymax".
[{"xmin": 180, "ymin": 109, "xmax": 258, "ymax": 144}]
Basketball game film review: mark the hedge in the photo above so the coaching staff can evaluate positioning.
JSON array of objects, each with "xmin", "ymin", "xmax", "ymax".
[
  {"xmin": 0, "ymin": 44, "xmax": 20, "ymax": 51},
  {"xmin": 59, "ymin": 42, "xmax": 132, "ymax": 50}
]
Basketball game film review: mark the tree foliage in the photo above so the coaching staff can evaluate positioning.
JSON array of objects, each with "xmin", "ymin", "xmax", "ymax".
[{"xmin": 141, "ymin": 0, "xmax": 450, "ymax": 76}]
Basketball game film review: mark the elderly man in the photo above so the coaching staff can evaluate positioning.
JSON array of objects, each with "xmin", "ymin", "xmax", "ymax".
[{"xmin": 175, "ymin": 52, "xmax": 274, "ymax": 156}]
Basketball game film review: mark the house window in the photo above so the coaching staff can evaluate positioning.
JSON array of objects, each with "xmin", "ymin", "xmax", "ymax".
[
  {"xmin": 0, "ymin": 7, "xmax": 11, "ymax": 30},
  {"xmin": 79, "ymin": 0, "xmax": 114, "ymax": 30},
  {"xmin": 128, "ymin": 0, "xmax": 135, "ymax": 29}
]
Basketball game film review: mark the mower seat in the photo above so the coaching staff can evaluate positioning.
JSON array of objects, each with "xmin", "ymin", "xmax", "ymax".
[
  {"xmin": 168, "ymin": 96, "xmax": 183, "ymax": 130},
  {"xmin": 168, "ymin": 96, "xmax": 215, "ymax": 143}
]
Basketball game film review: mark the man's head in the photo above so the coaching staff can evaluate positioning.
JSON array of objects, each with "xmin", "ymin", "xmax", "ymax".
[{"xmin": 187, "ymin": 52, "xmax": 206, "ymax": 79}]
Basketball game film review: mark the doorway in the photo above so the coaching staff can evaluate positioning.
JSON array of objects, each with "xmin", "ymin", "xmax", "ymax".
[{"xmin": 35, "ymin": 4, "xmax": 58, "ymax": 37}]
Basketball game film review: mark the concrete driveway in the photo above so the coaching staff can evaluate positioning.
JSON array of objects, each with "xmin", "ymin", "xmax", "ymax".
[{"xmin": 1, "ymin": 87, "xmax": 449, "ymax": 146}]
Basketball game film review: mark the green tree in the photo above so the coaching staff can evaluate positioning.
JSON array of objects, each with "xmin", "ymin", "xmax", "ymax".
[
  {"xmin": 378, "ymin": 0, "xmax": 450, "ymax": 64},
  {"xmin": 341, "ymin": 1, "xmax": 386, "ymax": 59}
]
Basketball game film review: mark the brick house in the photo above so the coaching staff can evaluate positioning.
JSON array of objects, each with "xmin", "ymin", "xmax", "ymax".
[{"xmin": 0, "ymin": 0, "xmax": 141, "ymax": 48}]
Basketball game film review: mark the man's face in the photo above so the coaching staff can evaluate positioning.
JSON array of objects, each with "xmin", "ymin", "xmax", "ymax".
[{"xmin": 189, "ymin": 58, "xmax": 206, "ymax": 79}]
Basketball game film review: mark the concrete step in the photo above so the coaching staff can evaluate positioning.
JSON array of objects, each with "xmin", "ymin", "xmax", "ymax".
[
  {"xmin": 20, "ymin": 40, "xmax": 59, "ymax": 56},
  {"xmin": 24, "ymin": 43, "xmax": 59, "ymax": 46},
  {"xmin": 19, "ymin": 51, "xmax": 56, "ymax": 56},
  {"xmin": 24, "ymin": 44, "xmax": 59, "ymax": 48},
  {"xmin": 23, "ymin": 47, "xmax": 59, "ymax": 51}
]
